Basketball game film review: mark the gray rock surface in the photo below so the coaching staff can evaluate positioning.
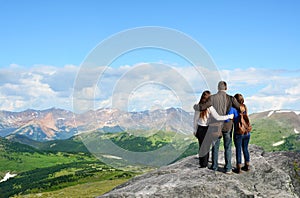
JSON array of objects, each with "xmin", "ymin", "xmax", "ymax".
[{"xmin": 99, "ymin": 145, "xmax": 300, "ymax": 198}]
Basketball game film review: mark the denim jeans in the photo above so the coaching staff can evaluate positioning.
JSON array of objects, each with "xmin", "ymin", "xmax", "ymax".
[
  {"xmin": 211, "ymin": 130, "xmax": 232, "ymax": 172},
  {"xmin": 234, "ymin": 133, "xmax": 250, "ymax": 164},
  {"xmin": 211, "ymin": 137, "xmax": 220, "ymax": 170}
]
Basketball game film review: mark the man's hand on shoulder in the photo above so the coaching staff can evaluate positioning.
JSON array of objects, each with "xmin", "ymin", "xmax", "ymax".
[
  {"xmin": 193, "ymin": 104, "xmax": 200, "ymax": 111},
  {"xmin": 231, "ymin": 96, "xmax": 241, "ymax": 109}
]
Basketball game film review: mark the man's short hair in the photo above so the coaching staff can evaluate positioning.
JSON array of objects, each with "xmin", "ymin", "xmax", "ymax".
[{"xmin": 218, "ymin": 81, "xmax": 227, "ymax": 91}]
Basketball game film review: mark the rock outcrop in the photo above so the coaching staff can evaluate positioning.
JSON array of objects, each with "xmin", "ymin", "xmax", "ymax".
[{"xmin": 99, "ymin": 145, "xmax": 300, "ymax": 198}]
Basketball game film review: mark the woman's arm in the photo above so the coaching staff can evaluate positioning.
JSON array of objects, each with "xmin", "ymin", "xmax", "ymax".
[
  {"xmin": 209, "ymin": 106, "xmax": 234, "ymax": 121},
  {"xmin": 193, "ymin": 110, "xmax": 200, "ymax": 135}
]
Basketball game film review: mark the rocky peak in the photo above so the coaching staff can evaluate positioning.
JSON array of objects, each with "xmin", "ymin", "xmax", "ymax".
[{"xmin": 99, "ymin": 145, "xmax": 300, "ymax": 198}]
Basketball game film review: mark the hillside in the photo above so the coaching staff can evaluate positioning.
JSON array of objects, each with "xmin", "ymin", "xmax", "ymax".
[
  {"xmin": 78, "ymin": 130, "xmax": 196, "ymax": 169},
  {"xmin": 249, "ymin": 110, "xmax": 300, "ymax": 151},
  {"xmin": 6, "ymin": 133, "xmax": 90, "ymax": 153},
  {"xmin": 0, "ymin": 137, "xmax": 138, "ymax": 198},
  {"xmin": 0, "ymin": 135, "xmax": 94, "ymax": 178}
]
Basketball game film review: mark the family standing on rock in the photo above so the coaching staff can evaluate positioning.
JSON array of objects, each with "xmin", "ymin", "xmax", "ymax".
[{"xmin": 193, "ymin": 81, "xmax": 252, "ymax": 174}]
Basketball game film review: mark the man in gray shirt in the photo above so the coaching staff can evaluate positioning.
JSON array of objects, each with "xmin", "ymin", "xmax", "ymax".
[{"xmin": 194, "ymin": 81, "xmax": 240, "ymax": 173}]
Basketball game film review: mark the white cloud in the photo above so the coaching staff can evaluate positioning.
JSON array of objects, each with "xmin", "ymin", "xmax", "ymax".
[
  {"xmin": 218, "ymin": 68, "xmax": 300, "ymax": 113},
  {"xmin": 126, "ymin": 84, "xmax": 182, "ymax": 112},
  {"xmin": 0, "ymin": 71, "xmax": 57, "ymax": 110},
  {"xmin": 246, "ymin": 95, "xmax": 299, "ymax": 113},
  {"xmin": 222, "ymin": 67, "xmax": 271, "ymax": 85},
  {"xmin": 0, "ymin": 64, "xmax": 299, "ymax": 113},
  {"xmin": 97, "ymin": 63, "xmax": 201, "ymax": 111},
  {"xmin": 286, "ymin": 83, "xmax": 300, "ymax": 95},
  {"xmin": 169, "ymin": 66, "xmax": 300, "ymax": 113},
  {"xmin": 0, "ymin": 95, "xmax": 26, "ymax": 111},
  {"xmin": 0, "ymin": 64, "xmax": 78, "ymax": 111}
]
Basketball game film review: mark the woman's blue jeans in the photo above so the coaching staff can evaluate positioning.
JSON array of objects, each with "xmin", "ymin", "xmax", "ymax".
[{"xmin": 233, "ymin": 133, "xmax": 250, "ymax": 164}]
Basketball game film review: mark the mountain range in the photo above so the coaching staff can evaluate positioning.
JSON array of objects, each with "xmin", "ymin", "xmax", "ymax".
[
  {"xmin": 0, "ymin": 107, "xmax": 192, "ymax": 141},
  {"xmin": 0, "ymin": 107, "xmax": 299, "ymax": 151}
]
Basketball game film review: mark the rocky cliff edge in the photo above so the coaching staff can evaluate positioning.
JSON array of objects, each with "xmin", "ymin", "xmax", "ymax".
[{"xmin": 99, "ymin": 145, "xmax": 300, "ymax": 198}]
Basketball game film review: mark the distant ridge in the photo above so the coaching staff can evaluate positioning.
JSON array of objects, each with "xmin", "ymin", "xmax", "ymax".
[{"xmin": 0, "ymin": 107, "xmax": 193, "ymax": 141}]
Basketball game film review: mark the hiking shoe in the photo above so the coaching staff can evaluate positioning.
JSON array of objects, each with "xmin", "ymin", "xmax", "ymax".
[
  {"xmin": 209, "ymin": 166, "xmax": 218, "ymax": 171},
  {"xmin": 233, "ymin": 164, "xmax": 242, "ymax": 174},
  {"xmin": 225, "ymin": 170, "xmax": 233, "ymax": 174},
  {"xmin": 241, "ymin": 163, "xmax": 250, "ymax": 171}
]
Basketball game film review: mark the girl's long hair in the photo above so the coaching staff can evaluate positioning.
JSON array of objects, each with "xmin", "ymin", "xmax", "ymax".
[
  {"xmin": 234, "ymin": 93, "xmax": 247, "ymax": 113},
  {"xmin": 199, "ymin": 90, "xmax": 211, "ymax": 119}
]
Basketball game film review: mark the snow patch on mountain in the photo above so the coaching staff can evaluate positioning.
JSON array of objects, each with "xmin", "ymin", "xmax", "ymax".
[
  {"xmin": 0, "ymin": 172, "xmax": 17, "ymax": 183},
  {"xmin": 275, "ymin": 110, "xmax": 300, "ymax": 115},
  {"xmin": 102, "ymin": 155, "xmax": 122, "ymax": 160},
  {"xmin": 272, "ymin": 140, "xmax": 285, "ymax": 147},
  {"xmin": 267, "ymin": 111, "xmax": 274, "ymax": 117}
]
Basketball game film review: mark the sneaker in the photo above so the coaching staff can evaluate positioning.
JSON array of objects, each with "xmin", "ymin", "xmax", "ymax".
[
  {"xmin": 209, "ymin": 166, "xmax": 218, "ymax": 171},
  {"xmin": 225, "ymin": 170, "xmax": 233, "ymax": 174}
]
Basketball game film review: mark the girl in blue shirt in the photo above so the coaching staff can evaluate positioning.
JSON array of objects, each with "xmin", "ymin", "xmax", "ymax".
[{"xmin": 229, "ymin": 94, "xmax": 251, "ymax": 173}]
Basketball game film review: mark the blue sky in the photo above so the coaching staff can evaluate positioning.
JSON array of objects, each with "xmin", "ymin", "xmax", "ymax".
[{"xmin": 0, "ymin": 1, "xmax": 299, "ymax": 113}]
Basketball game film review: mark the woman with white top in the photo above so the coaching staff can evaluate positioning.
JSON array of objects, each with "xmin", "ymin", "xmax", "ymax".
[{"xmin": 194, "ymin": 90, "xmax": 234, "ymax": 168}]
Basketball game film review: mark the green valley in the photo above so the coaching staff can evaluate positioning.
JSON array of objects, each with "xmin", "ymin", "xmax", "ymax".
[{"xmin": 0, "ymin": 137, "xmax": 137, "ymax": 198}]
